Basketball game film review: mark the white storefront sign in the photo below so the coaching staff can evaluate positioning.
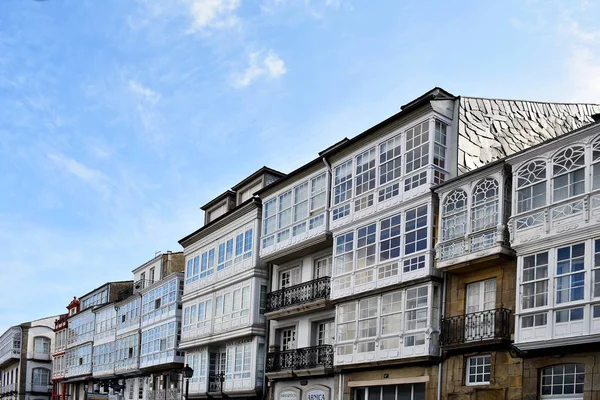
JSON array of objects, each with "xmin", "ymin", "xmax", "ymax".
[{"xmin": 306, "ymin": 389, "xmax": 327, "ymax": 400}]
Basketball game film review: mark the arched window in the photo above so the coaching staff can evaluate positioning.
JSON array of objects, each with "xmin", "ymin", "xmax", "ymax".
[
  {"xmin": 540, "ymin": 364, "xmax": 584, "ymax": 397},
  {"xmin": 553, "ymin": 146, "xmax": 585, "ymax": 202},
  {"xmin": 516, "ymin": 160, "xmax": 546, "ymax": 213},
  {"xmin": 33, "ymin": 337, "xmax": 50, "ymax": 354},
  {"xmin": 32, "ymin": 368, "xmax": 50, "ymax": 386},
  {"xmin": 471, "ymin": 178, "xmax": 499, "ymax": 232},
  {"xmin": 592, "ymin": 137, "xmax": 600, "ymax": 190},
  {"xmin": 441, "ymin": 190, "xmax": 467, "ymax": 241}
]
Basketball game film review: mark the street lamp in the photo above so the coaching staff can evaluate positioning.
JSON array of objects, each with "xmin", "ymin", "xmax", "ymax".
[{"xmin": 182, "ymin": 364, "xmax": 194, "ymax": 400}]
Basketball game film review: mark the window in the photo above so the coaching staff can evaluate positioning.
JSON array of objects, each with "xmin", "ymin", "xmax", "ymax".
[
  {"xmin": 33, "ymin": 337, "xmax": 50, "ymax": 354},
  {"xmin": 141, "ymin": 279, "xmax": 178, "ymax": 321},
  {"xmin": 293, "ymin": 183, "xmax": 309, "ymax": 222},
  {"xmin": 314, "ymin": 257, "xmax": 332, "ymax": 278},
  {"xmin": 263, "ymin": 199, "xmax": 277, "ymax": 235},
  {"xmin": 353, "ymin": 384, "xmax": 425, "ymax": 400},
  {"xmin": 379, "ymin": 135, "xmax": 402, "ymax": 185},
  {"xmin": 466, "ymin": 355, "xmax": 491, "ymax": 385},
  {"xmin": 516, "ymin": 160, "xmax": 546, "ymax": 213},
  {"xmin": 405, "ymin": 121, "xmax": 429, "ymax": 174},
  {"xmin": 405, "ymin": 287, "xmax": 428, "ymax": 331},
  {"xmin": 316, "ymin": 321, "xmax": 334, "ymax": 345},
  {"xmin": 433, "ymin": 121, "xmax": 447, "ymax": 169},
  {"xmin": 540, "ymin": 364, "xmax": 584, "ymax": 396},
  {"xmin": 280, "ymin": 267, "xmax": 300, "ymax": 289},
  {"xmin": 553, "ymin": 146, "xmax": 585, "ymax": 202},
  {"xmin": 356, "ymin": 224, "xmax": 377, "ymax": 269},
  {"xmin": 334, "ymin": 232, "xmax": 354, "ymax": 275},
  {"xmin": 441, "ymin": 190, "xmax": 467, "ymax": 241},
  {"xmin": 521, "ymin": 313, "xmax": 547, "ymax": 328},
  {"xmin": 555, "ymin": 243, "xmax": 585, "ymax": 304},
  {"xmin": 355, "ymin": 148, "xmax": 376, "ymax": 196},
  {"xmin": 278, "ymin": 191, "xmax": 292, "ymax": 229},
  {"xmin": 357, "ymin": 298, "xmax": 377, "ymax": 352},
  {"xmin": 336, "ymin": 303, "xmax": 356, "ymax": 342},
  {"xmin": 594, "ymin": 239, "xmax": 600, "ymax": 298},
  {"xmin": 381, "ymin": 292, "xmax": 402, "ymax": 335},
  {"xmin": 334, "ymin": 160, "xmax": 353, "ymax": 205},
  {"xmin": 555, "ymin": 307, "xmax": 584, "ymax": 323},
  {"xmin": 140, "ymin": 322, "xmax": 177, "ymax": 361},
  {"xmin": 380, "ymin": 215, "xmax": 401, "ymax": 262},
  {"xmin": 280, "ymin": 328, "xmax": 296, "ymax": 351},
  {"xmin": 522, "ymin": 252, "xmax": 549, "ymax": 309},
  {"xmin": 471, "ymin": 178, "xmax": 499, "ymax": 232},
  {"xmin": 593, "ymin": 139, "xmax": 600, "ymax": 189},
  {"xmin": 32, "ymin": 368, "xmax": 50, "ymax": 386},
  {"xmin": 405, "ymin": 205, "xmax": 428, "ymax": 254},
  {"xmin": 310, "ymin": 173, "xmax": 327, "ymax": 211}
]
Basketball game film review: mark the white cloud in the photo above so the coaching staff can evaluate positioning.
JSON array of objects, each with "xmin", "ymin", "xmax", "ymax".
[
  {"xmin": 47, "ymin": 152, "xmax": 112, "ymax": 198},
  {"xmin": 566, "ymin": 20, "xmax": 600, "ymax": 42},
  {"xmin": 187, "ymin": 0, "xmax": 240, "ymax": 32},
  {"xmin": 232, "ymin": 50, "xmax": 286, "ymax": 87},
  {"xmin": 127, "ymin": 79, "xmax": 167, "ymax": 151},
  {"xmin": 128, "ymin": 79, "xmax": 161, "ymax": 104}
]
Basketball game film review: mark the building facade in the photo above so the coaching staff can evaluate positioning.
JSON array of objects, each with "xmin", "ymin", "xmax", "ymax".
[
  {"xmin": 507, "ymin": 120, "xmax": 600, "ymax": 400},
  {"xmin": 1, "ymin": 317, "xmax": 58, "ymax": 400},
  {"xmin": 62, "ymin": 282, "xmax": 132, "ymax": 400},
  {"xmin": 257, "ymin": 158, "xmax": 335, "ymax": 400},
  {"xmin": 178, "ymin": 167, "xmax": 284, "ymax": 400}
]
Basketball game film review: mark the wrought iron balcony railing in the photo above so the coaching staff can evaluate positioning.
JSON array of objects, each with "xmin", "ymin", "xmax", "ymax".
[
  {"xmin": 266, "ymin": 345, "xmax": 333, "ymax": 372},
  {"xmin": 266, "ymin": 277, "xmax": 330, "ymax": 313},
  {"xmin": 208, "ymin": 373, "xmax": 225, "ymax": 393},
  {"xmin": 440, "ymin": 308, "xmax": 511, "ymax": 346}
]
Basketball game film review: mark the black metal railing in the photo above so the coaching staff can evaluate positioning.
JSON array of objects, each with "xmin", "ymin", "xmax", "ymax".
[
  {"xmin": 208, "ymin": 373, "xmax": 225, "ymax": 392},
  {"xmin": 266, "ymin": 345, "xmax": 333, "ymax": 372},
  {"xmin": 266, "ymin": 277, "xmax": 330, "ymax": 312},
  {"xmin": 440, "ymin": 308, "xmax": 512, "ymax": 346}
]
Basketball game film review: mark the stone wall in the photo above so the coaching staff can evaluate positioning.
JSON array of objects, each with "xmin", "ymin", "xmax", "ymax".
[
  {"xmin": 522, "ymin": 352, "xmax": 600, "ymax": 400},
  {"xmin": 442, "ymin": 350, "xmax": 522, "ymax": 400},
  {"xmin": 444, "ymin": 260, "xmax": 517, "ymax": 319}
]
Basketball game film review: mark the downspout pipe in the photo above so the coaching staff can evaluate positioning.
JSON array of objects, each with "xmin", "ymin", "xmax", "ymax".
[{"xmin": 437, "ymin": 272, "xmax": 447, "ymax": 400}]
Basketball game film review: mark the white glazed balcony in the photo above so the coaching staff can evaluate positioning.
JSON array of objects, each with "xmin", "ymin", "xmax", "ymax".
[
  {"xmin": 510, "ymin": 191, "xmax": 600, "ymax": 247},
  {"xmin": 139, "ymin": 350, "xmax": 184, "ymax": 369}
]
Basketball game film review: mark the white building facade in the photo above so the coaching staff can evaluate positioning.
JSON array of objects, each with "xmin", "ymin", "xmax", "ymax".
[
  {"xmin": 257, "ymin": 158, "xmax": 335, "ymax": 400},
  {"xmin": 178, "ymin": 167, "xmax": 284, "ymax": 400}
]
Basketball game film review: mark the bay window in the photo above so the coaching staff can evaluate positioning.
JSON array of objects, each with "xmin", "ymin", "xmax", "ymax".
[
  {"xmin": 334, "ymin": 160, "xmax": 353, "ymax": 205},
  {"xmin": 518, "ymin": 238, "xmax": 600, "ymax": 343},
  {"xmin": 335, "ymin": 284, "xmax": 437, "ymax": 359},
  {"xmin": 33, "ymin": 337, "xmax": 50, "ymax": 354},
  {"xmin": 333, "ymin": 205, "xmax": 429, "ymax": 290}
]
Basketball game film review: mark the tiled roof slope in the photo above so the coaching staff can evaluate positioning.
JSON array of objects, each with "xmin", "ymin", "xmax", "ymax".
[{"xmin": 458, "ymin": 97, "xmax": 600, "ymax": 173}]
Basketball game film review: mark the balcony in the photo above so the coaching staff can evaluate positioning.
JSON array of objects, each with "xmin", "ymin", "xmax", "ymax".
[
  {"xmin": 0, "ymin": 348, "xmax": 20, "ymax": 368},
  {"xmin": 266, "ymin": 345, "xmax": 333, "ymax": 376},
  {"xmin": 265, "ymin": 277, "xmax": 331, "ymax": 318},
  {"xmin": 27, "ymin": 351, "xmax": 51, "ymax": 361},
  {"xmin": 208, "ymin": 374, "xmax": 225, "ymax": 393},
  {"xmin": 440, "ymin": 308, "xmax": 512, "ymax": 350}
]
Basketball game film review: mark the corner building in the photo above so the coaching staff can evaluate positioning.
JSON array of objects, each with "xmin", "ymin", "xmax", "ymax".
[{"xmin": 178, "ymin": 167, "xmax": 285, "ymax": 400}]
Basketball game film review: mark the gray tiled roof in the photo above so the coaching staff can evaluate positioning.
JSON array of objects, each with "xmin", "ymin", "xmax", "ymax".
[{"xmin": 458, "ymin": 97, "xmax": 600, "ymax": 173}]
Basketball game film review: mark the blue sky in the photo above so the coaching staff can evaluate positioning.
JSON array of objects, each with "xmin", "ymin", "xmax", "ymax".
[{"xmin": 1, "ymin": 0, "xmax": 599, "ymax": 332}]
